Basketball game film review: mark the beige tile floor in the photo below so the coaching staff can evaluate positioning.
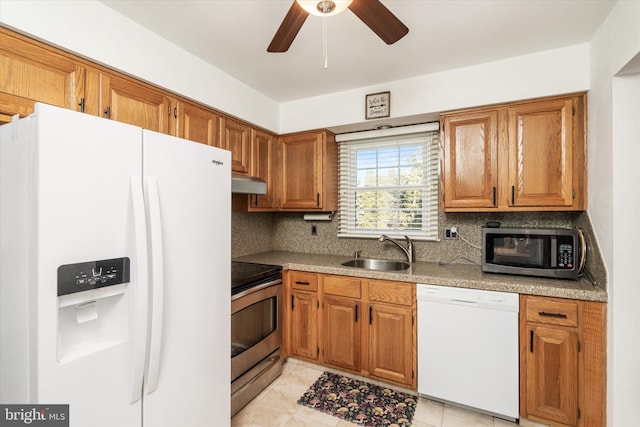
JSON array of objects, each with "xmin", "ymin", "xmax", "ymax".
[{"xmin": 231, "ymin": 358, "xmax": 550, "ymax": 427}]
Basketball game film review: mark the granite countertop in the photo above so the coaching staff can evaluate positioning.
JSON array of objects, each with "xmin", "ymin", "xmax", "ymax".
[{"xmin": 234, "ymin": 250, "xmax": 608, "ymax": 302}]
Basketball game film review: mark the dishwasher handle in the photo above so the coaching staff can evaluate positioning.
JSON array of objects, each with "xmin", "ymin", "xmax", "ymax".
[{"xmin": 450, "ymin": 298, "xmax": 478, "ymax": 306}]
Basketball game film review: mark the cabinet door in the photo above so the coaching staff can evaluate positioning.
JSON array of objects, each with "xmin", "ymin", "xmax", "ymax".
[
  {"xmin": 290, "ymin": 290, "xmax": 319, "ymax": 361},
  {"xmin": 0, "ymin": 92, "xmax": 36, "ymax": 125},
  {"xmin": 221, "ymin": 118, "xmax": 251, "ymax": 174},
  {"xmin": 280, "ymin": 132, "xmax": 323, "ymax": 209},
  {"xmin": 176, "ymin": 100, "xmax": 220, "ymax": 146},
  {"xmin": 248, "ymin": 129, "xmax": 277, "ymax": 210},
  {"xmin": 442, "ymin": 110, "xmax": 498, "ymax": 209},
  {"xmin": 368, "ymin": 303, "xmax": 413, "ymax": 386},
  {"xmin": 323, "ymin": 296, "xmax": 360, "ymax": 372},
  {"xmin": 508, "ymin": 98, "xmax": 574, "ymax": 207},
  {"xmin": 526, "ymin": 325, "xmax": 579, "ymax": 426},
  {"xmin": 100, "ymin": 73, "xmax": 171, "ymax": 133},
  {"xmin": 0, "ymin": 29, "xmax": 84, "ymax": 113}
]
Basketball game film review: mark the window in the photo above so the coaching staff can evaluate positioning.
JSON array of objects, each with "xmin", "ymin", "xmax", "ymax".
[{"xmin": 337, "ymin": 124, "xmax": 439, "ymax": 240}]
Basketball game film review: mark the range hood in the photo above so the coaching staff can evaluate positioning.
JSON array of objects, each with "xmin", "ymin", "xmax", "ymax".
[{"xmin": 231, "ymin": 174, "xmax": 267, "ymax": 195}]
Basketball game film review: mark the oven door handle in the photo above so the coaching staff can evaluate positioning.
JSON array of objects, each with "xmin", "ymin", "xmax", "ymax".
[
  {"xmin": 232, "ymin": 353, "xmax": 281, "ymax": 397},
  {"xmin": 145, "ymin": 177, "xmax": 164, "ymax": 394}
]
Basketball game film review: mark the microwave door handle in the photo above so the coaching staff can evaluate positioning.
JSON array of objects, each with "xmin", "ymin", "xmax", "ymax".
[
  {"xmin": 577, "ymin": 229, "xmax": 587, "ymax": 274},
  {"xmin": 550, "ymin": 238, "xmax": 557, "ymax": 268}
]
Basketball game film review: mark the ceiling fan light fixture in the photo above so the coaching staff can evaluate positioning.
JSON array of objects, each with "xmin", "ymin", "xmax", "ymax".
[{"xmin": 296, "ymin": 0, "xmax": 353, "ymax": 17}]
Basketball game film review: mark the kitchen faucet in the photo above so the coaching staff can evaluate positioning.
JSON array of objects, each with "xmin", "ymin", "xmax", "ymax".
[{"xmin": 378, "ymin": 235, "xmax": 415, "ymax": 263}]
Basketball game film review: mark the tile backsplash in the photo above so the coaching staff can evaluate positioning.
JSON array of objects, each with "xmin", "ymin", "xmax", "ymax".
[
  {"xmin": 232, "ymin": 209, "xmax": 606, "ymax": 287},
  {"xmin": 234, "ymin": 211, "xmax": 573, "ymax": 263}
]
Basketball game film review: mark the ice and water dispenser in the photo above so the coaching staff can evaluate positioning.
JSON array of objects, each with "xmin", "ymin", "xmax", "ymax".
[{"xmin": 57, "ymin": 257, "xmax": 131, "ymax": 362}]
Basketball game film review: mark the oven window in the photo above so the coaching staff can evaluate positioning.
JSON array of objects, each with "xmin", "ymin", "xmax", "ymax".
[{"xmin": 231, "ymin": 296, "xmax": 278, "ymax": 358}]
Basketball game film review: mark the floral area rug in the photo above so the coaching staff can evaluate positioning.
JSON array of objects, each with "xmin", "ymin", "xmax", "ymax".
[{"xmin": 297, "ymin": 371, "xmax": 417, "ymax": 427}]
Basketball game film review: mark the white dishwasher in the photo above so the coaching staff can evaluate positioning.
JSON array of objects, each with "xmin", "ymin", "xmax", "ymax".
[{"xmin": 417, "ymin": 284, "xmax": 519, "ymax": 421}]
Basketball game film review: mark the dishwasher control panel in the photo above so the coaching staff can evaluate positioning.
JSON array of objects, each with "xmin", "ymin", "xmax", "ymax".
[{"xmin": 417, "ymin": 284, "xmax": 519, "ymax": 311}]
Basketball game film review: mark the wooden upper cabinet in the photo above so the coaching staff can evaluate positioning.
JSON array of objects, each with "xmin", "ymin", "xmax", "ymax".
[
  {"xmin": 280, "ymin": 130, "xmax": 337, "ymax": 211},
  {"xmin": 441, "ymin": 110, "xmax": 498, "ymax": 209},
  {"xmin": 248, "ymin": 129, "xmax": 277, "ymax": 210},
  {"xmin": 440, "ymin": 93, "xmax": 586, "ymax": 212},
  {"xmin": 176, "ymin": 100, "xmax": 220, "ymax": 146},
  {"xmin": 0, "ymin": 92, "xmax": 36, "ymax": 125},
  {"xmin": 508, "ymin": 98, "xmax": 574, "ymax": 208},
  {"xmin": 100, "ymin": 73, "xmax": 172, "ymax": 133},
  {"xmin": 221, "ymin": 118, "xmax": 251, "ymax": 174},
  {"xmin": 0, "ymin": 28, "xmax": 84, "ymax": 115}
]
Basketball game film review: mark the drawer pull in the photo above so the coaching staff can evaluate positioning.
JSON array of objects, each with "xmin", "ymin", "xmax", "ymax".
[
  {"xmin": 538, "ymin": 311, "xmax": 568, "ymax": 319},
  {"xmin": 295, "ymin": 281, "xmax": 310, "ymax": 285}
]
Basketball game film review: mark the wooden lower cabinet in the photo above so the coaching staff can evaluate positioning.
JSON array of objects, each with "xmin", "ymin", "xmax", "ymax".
[
  {"xmin": 368, "ymin": 303, "xmax": 414, "ymax": 386},
  {"xmin": 323, "ymin": 296, "xmax": 361, "ymax": 371},
  {"xmin": 526, "ymin": 325, "xmax": 579, "ymax": 425},
  {"xmin": 520, "ymin": 295, "xmax": 606, "ymax": 427},
  {"xmin": 285, "ymin": 271, "xmax": 416, "ymax": 389},
  {"xmin": 290, "ymin": 289, "xmax": 319, "ymax": 361}
]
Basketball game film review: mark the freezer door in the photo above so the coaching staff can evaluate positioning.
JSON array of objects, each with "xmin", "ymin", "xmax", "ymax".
[
  {"xmin": 16, "ymin": 104, "xmax": 145, "ymax": 426},
  {"xmin": 141, "ymin": 130, "xmax": 231, "ymax": 426}
]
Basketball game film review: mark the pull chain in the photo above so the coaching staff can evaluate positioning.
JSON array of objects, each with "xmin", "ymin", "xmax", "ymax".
[{"xmin": 323, "ymin": 17, "xmax": 328, "ymax": 69}]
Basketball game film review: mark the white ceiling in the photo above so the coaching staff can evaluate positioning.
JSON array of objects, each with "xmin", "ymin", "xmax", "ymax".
[{"xmin": 100, "ymin": 0, "xmax": 615, "ymax": 103}]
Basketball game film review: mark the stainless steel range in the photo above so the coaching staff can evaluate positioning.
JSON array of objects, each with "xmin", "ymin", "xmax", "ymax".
[{"xmin": 231, "ymin": 261, "xmax": 283, "ymax": 416}]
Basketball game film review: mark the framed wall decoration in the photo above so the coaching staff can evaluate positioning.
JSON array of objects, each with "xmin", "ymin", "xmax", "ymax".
[{"xmin": 365, "ymin": 91, "xmax": 390, "ymax": 119}]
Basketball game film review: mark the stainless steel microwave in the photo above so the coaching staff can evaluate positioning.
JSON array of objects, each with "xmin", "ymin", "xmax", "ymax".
[{"xmin": 482, "ymin": 227, "xmax": 586, "ymax": 279}]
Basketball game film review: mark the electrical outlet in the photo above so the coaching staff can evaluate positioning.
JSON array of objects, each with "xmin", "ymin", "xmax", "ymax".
[
  {"xmin": 443, "ymin": 227, "xmax": 458, "ymax": 240},
  {"xmin": 311, "ymin": 224, "xmax": 317, "ymax": 236}
]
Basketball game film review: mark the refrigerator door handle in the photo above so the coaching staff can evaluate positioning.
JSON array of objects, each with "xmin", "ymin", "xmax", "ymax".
[
  {"xmin": 130, "ymin": 176, "xmax": 150, "ymax": 403},
  {"xmin": 144, "ymin": 177, "xmax": 164, "ymax": 394}
]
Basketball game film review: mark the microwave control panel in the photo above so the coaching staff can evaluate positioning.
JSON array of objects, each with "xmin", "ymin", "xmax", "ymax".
[
  {"xmin": 57, "ymin": 257, "xmax": 130, "ymax": 296},
  {"xmin": 557, "ymin": 237, "xmax": 574, "ymax": 269}
]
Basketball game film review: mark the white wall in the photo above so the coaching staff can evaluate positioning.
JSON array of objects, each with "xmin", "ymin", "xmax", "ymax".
[
  {"xmin": 280, "ymin": 44, "xmax": 590, "ymax": 133},
  {"xmin": 0, "ymin": 0, "xmax": 280, "ymax": 132},
  {"xmin": 589, "ymin": 1, "xmax": 640, "ymax": 426}
]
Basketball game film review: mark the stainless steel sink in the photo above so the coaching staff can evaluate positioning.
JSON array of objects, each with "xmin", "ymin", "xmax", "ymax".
[{"xmin": 341, "ymin": 258, "xmax": 410, "ymax": 271}]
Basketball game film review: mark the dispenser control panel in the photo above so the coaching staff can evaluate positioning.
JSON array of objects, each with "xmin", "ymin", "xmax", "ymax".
[{"xmin": 58, "ymin": 257, "xmax": 130, "ymax": 296}]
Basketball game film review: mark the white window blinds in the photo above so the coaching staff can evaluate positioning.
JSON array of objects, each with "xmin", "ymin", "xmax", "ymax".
[{"xmin": 337, "ymin": 124, "xmax": 439, "ymax": 240}]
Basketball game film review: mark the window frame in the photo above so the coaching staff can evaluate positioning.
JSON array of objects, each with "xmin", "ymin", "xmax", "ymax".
[{"xmin": 336, "ymin": 123, "xmax": 440, "ymax": 241}]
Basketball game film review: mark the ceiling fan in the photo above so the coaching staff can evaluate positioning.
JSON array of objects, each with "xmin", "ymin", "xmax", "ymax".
[{"xmin": 267, "ymin": 0, "xmax": 409, "ymax": 53}]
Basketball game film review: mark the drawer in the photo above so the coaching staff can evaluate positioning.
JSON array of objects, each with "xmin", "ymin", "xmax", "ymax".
[
  {"xmin": 289, "ymin": 271, "xmax": 318, "ymax": 291},
  {"xmin": 323, "ymin": 275, "xmax": 361, "ymax": 298},
  {"xmin": 367, "ymin": 280, "xmax": 414, "ymax": 306},
  {"xmin": 525, "ymin": 296, "xmax": 579, "ymax": 327}
]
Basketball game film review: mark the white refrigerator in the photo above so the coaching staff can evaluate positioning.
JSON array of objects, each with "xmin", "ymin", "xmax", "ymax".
[{"xmin": 0, "ymin": 103, "xmax": 231, "ymax": 426}]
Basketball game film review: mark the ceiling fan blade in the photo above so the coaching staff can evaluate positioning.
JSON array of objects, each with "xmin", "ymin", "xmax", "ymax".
[
  {"xmin": 267, "ymin": 1, "xmax": 309, "ymax": 52},
  {"xmin": 348, "ymin": 0, "xmax": 409, "ymax": 45}
]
